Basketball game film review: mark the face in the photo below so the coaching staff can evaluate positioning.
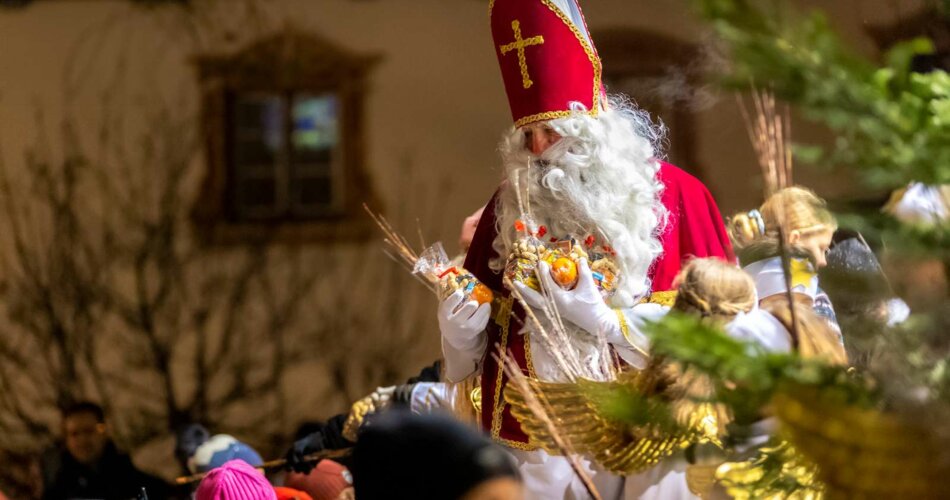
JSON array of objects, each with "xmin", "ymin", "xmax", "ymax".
[
  {"xmin": 789, "ymin": 228, "xmax": 834, "ymax": 268},
  {"xmin": 459, "ymin": 478, "xmax": 524, "ymax": 500},
  {"xmin": 521, "ymin": 122, "xmax": 562, "ymax": 156},
  {"xmin": 64, "ymin": 412, "xmax": 107, "ymax": 465},
  {"xmin": 335, "ymin": 487, "xmax": 356, "ymax": 500}
]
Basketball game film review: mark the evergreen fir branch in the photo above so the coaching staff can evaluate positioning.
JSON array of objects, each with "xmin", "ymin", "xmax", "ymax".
[{"xmin": 695, "ymin": 0, "xmax": 950, "ymax": 189}]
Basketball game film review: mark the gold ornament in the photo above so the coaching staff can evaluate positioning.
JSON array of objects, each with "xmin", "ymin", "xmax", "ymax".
[
  {"xmin": 773, "ymin": 387, "xmax": 950, "ymax": 499},
  {"xmin": 342, "ymin": 396, "xmax": 375, "ymax": 442},
  {"xmin": 505, "ymin": 364, "xmax": 728, "ymax": 474}
]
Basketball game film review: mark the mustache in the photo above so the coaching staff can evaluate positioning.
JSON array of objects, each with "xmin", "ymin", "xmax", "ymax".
[{"xmin": 526, "ymin": 136, "xmax": 584, "ymax": 176}]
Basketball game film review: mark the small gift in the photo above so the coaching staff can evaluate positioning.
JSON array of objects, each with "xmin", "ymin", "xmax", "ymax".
[
  {"xmin": 414, "ymin": 242, "xmax": 493, "ymax": 305},
  {"xmin": 504, "ymin": 218, "xmax": 548, "ymax": 292}
]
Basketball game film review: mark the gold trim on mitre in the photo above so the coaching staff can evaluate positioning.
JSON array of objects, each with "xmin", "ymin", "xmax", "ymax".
[{"xmin": 491, "ymin": 0, "xmax": 604, "ymax": 128}]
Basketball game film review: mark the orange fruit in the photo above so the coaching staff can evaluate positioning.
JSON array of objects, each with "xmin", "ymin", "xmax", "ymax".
[
  {"xmin": 470, "ymin": 283, "xmax": 494, "ymax": 305},
  {"xmin": 550, "ymin": 257, "xmax": 578, "ymax": 288}
]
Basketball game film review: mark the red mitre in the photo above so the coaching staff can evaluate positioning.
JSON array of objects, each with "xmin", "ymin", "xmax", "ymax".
[{"xmin": 490, "ymin": 0, "xmax": 604, "ymax": 127}]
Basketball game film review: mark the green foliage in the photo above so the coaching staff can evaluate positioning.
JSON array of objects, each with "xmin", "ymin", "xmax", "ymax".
[
  {"xmin": 836, "ymin": 211, "xmax": 950, "ymax": 260},
  {"xmin": 584, "ymin": 378, "xmax": 681, "ymax": 432},
  {"xmin": 642, "ymin": 313, "xmax": 876, "ymax": 424},
  {"xmin": 695, "ymin": 0, "xmax": 950, "ymax": 189}
]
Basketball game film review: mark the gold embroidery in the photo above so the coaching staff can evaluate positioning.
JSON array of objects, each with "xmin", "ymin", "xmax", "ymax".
[
  {"xmin": 615, "ymin": 308, "xmax": 650, "ymax": 358},
  {"xmin": 514, "ymin": 110, "xmax": 576, "ymax": 128},
  {"xmin": 494, "ymin": 295, "xmax": 513, "ymax": 326},
  {"xmin": 615, "ymin": 308, "xmax": 630, "ymax": 341},
  {"xmin": 490, "ymin": 1, "xmax": 604, "ymax": 127},
  {"xmin": 498, "ymin": 435, "xmax": 538, "ymax": 451},
  {"xmin": 640, "ymin": 290, "xmax": 678, "ymax": 307},
  {"xmin": 489, "ymin": 297, "xmax": 538, "ymax": 450},
  {"xmin": 470, "ymin": 386, "xmax": 482, "ymax": 414},
  {"xmin": 524, "ymin": 324, "xmax": 537, "ymax": 377},
  {"xmin": 490, "ymin": 297, "xmax": 514, "ymax": 441},
  {"xmin": 499, "ymin": 20, "xmax": 545, "ymax": 89},
  {"xmin": 538, "ymin": 0, "xmax": 602, "ymax": 115}
]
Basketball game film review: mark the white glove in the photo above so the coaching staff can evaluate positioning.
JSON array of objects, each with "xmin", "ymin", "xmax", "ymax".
[
  {"xmin": 438, "ymin": 291, "xmax": 491, "ymax": 382},
  {"xmin": 513, "ymin": 257, "xmax": 618, "ymax": 337},
  {"xmin": 370, "ymin": 386, "xmax": 396, "ymax": 410},
  {"xmin": 438, "ymin": 290, "xmax": 491, "ymax": 351}
]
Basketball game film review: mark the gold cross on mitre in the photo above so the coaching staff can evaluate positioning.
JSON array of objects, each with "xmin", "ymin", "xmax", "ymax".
[{"xmin": 499, "ymin": 20, "xmax": 545, "ymax": 89}]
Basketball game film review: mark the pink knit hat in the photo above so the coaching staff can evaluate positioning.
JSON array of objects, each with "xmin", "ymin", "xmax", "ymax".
[{"xmin": 196, "ymin": 460, "xmax": 278, "ymax": 500}]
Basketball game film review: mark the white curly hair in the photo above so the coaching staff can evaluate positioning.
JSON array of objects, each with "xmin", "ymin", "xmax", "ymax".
[{"xmin": 491, "ymin": 95, "xmax": 668, "ymax": 307}]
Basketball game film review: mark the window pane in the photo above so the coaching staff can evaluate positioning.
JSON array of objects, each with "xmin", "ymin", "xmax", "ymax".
[
  {"xmin": 295, "ymin": 176, "xmax": 334, "ymax": 210},
  {"xmin": 235, "ymin": 140, "xmax": 279, "ymax": 166},
  {"xmin": 234, "ymin": 94, "xmax": 284, "ymax": 158},
  {"xmin": 236, "ymin": 178, "xmax": 277, "ymax": 209},
  {"xmin": 292, "ymin": 93, "xmax": 338, "ymax": 166},
  {"xmin": 230, "ymin": 93, "xmax": 284, "ymax": 219}
]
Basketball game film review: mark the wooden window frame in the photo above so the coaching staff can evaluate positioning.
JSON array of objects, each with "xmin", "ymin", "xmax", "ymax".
[{"xmin": 191, "ymin": 31, "xmax": 382, "ymax": 244}]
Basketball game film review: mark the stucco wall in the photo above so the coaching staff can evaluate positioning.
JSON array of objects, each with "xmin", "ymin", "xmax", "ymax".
[{"xmin": 0, "ymin": 0, "xmax": 927, "ymax": 479}]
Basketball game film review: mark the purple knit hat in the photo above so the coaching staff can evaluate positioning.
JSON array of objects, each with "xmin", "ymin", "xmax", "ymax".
[{"xmin": 196, "ymin": 460, "xmax": 277, "ymax": 500}]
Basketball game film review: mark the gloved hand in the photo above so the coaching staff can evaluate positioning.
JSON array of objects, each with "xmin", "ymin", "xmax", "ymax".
[
  {"xmin": 438, "ymin": 290, "xmax": 491, "ymax": 351},
  {"xmin": 342, "ymin": 395, "xmax": 376, "ymax": 442},
  {"xmin": 513, "ymin": 257, "xmax": 618, "ymax": 337},
  {"xmin": 285, "ymin": 431, "xmax": 325, "ymax": 474},
  {"xmin": 369, "ymin": 385, "xmax": 396, "ymax": 410}
]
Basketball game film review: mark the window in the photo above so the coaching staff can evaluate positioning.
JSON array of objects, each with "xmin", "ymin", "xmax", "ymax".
[
  {"xmin": 229, "ymin": 92, "xmax": 341, "ymax": 220},
  {"xmin": 193, "ymin": 32, "xmax": 381, "ymax": 243}
]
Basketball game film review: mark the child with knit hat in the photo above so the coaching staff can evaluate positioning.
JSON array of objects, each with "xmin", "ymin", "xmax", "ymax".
[
  {"xmin": 284, "ymin": 460, "xmax": 353, "ymax": 500},
  {"xmin": 195, "ymin": 460, "xmax": 276, "ymax": 500}
]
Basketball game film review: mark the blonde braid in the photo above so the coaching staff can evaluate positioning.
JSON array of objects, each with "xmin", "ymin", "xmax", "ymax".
[{"xmin": 672, "ymin": 259, "xmax": 756, "ymax": 322}]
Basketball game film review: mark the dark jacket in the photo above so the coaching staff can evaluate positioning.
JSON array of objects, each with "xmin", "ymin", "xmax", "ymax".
[{"xmin": 41, "ymin": 442, "xmax": 169, "ymax": 500}]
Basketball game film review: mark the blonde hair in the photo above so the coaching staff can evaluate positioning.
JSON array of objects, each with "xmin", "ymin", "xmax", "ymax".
[
  {"xmin": 729, "ymin": 186, "xmax": 836, "ymax": 249},
  {"xmin": 761, "ymin": 297, "xmax": 848, "ymax": 365},
  {"xmin": 672, "ymin": 258, "xmax": 756, "ymax": 323}
]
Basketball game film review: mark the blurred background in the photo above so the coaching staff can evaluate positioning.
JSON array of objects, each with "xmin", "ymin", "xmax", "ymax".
[{"xmin": 0, "ymin": 0, "xmax": 943, "ymax": 494}]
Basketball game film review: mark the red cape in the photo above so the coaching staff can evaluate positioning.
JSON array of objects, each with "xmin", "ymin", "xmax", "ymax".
[{"xmin": 463, "ymin": 161, "xmax": 735, "ymax": 445}]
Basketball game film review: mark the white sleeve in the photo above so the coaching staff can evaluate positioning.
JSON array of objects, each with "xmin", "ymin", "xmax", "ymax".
[
  {"xmin": 607, "ymin": 303, "xmax": 669, "ymax": 369},
  {"xmin": 441, "ymin": 334, "xmax": 486, "ymax": 383},
  {"xmin": 725, "ymin": 308, "xmax": 793, "ymax": 354}
]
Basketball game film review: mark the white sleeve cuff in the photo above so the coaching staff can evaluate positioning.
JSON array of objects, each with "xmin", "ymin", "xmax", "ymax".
[
  {"xmin": 607, "ymin": 303, "xmax": 668, "ymax": 368},
  {"xmin": 441, "ymin": 334, "xmax": 486, "ymax": 383}
]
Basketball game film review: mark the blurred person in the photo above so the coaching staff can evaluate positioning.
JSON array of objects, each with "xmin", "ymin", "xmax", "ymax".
[
  {"xmin": 40, "ymin": 401, "xmax": 170, "ymax": 500},
  {"xmin": 175, "ymin": 422, "xmax": 211, "ymax": 472},
  {"xmin": 352, "ymin": 411, "xmax": 522, "ymax": 500},
  {"xmin": 729, "ymin": 187, "xmax": 836, "ymax": 270},
  {"xmin": 188, "ymin": 434, "xmax": 264, "ymax": 474},
  {"xmin": 273, "ymin": 487, "xmax": 313, "ymax": 500},
  {"xmin": 728, "ymin": 187, "xmax": 841, "ymax": 329},
  {"xmin": 284, "ymin": 360, "xmax": 448, "ymax": 474},
  {"xmin": 284, "ymin": 460, "xmax": 353, "ymax": 500},
  {"xmin": 444, "ymin": 0, "xmax": 733, "ymax": 497},
  {"xmin": 459, "ymin": 206, "xmax": 486, "ymax": 255},
  {"xmin": 628, "ymin": 259, "xmax": 844, "ymax": 499},
  {"xmin": 195, "ymin": 460, "xmax": 276, "ymax": 500}
]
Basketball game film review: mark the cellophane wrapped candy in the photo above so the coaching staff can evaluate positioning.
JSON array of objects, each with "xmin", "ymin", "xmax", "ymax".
[
  {"xmin": 504, "ymin": 219, "xmax": 547, "ymax": 292},
  {"xmin": 414, "ymin": 242, "xmax": 493, "ymax": 305},
  {"xmin": 588, "ymin": 251, "xmax": 619, "ymax": 300},
  {"xmin": 505, "ymin": 223, "xmax": 622, "ymax": 300}
]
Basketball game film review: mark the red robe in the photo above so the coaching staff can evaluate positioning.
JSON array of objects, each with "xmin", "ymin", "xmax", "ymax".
[{"xmin": 463, "ymin": 161, "xmax": 734, "ymax": 447}]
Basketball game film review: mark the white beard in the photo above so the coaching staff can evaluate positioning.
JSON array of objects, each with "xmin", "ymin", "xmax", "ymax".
[{"xmin": 491, "ymin": 97, "xmax": 668, "ymax": 307}]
